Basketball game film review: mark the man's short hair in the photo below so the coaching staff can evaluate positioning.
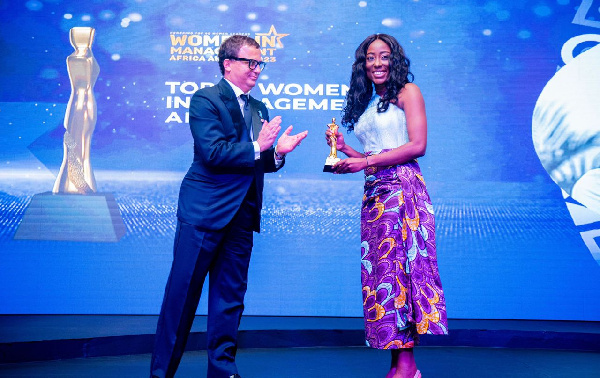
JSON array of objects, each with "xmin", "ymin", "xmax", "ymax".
[{"xmin": 218, "ymin": 35, "xmax": 261, "ymax": 75}]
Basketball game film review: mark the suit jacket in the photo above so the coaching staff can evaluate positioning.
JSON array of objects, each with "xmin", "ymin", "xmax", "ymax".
[{"xmin": 176, "ymin": 79, "xmax": 283, "ymax": 232}]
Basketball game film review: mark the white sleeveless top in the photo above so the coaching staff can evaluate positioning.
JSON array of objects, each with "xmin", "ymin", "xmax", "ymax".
[{"xmin": 354, "ymin": 94, "xmax": 409, "ymax": 153}]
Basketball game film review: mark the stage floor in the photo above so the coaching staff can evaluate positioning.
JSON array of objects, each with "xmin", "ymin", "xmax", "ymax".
[
  {"xmin": 1, "ymin": 346, "xmax": 600, "ymax": 377},
  {"xmin": 1, "ymin": 315, "xmax": 600, "ymax": 377}
]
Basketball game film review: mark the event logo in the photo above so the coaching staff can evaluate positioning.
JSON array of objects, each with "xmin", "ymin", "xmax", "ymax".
[
  {"xmin": 254, "ymin": 25, "xmax": 289, "ymax": 63},
  {"xmin": 164, "ymin": 25, "xmax": 347, "ymax": 124},
  {"xmin": 169, "ymin": 25, "xmax": 288, "ymax": 63}
]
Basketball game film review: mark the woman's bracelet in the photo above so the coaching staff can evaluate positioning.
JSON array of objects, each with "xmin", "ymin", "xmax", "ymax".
[{"xmin": 365, "ymin": 155, "xmax": 369, "ymax": 167}]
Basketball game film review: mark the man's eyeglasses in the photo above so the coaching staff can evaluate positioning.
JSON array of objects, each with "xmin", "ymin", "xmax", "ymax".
[{"xmin": 228, "ymin": 57, "xmax": 267, "ymax": 71}]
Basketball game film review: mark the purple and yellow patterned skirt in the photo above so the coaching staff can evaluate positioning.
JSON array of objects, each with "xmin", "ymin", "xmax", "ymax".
[{"xmin": 361, "ymin": 156, "xmax": 448, "ymax": 349}]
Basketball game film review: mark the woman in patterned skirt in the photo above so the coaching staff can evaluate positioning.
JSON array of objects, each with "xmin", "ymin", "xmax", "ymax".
[{"xmin": 326, "ymin": 34, "xmax": 448, "ymax": 378}]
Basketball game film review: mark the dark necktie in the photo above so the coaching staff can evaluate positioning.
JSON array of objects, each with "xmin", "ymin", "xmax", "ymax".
[{"xmin": 240, "ymin": 94, "xmax": 252, "ymax": 139}]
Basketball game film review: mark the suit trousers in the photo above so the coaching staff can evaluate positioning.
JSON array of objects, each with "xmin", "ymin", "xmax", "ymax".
[{"xmin": 150, "ymin": 196, "xmax": 256, "ymax": 378}]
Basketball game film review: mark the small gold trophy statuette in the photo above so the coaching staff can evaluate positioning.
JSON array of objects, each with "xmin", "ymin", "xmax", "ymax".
[{"xmin": 323, "ymin": 117, "xmax": 341, "ymax": 172}]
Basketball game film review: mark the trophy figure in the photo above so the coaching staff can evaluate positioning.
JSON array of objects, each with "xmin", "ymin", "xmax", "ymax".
[
  {"xmin": 53, "ymin": 27, "xmax": 99, "ymax": 194},
  {"xmin": 14, "ymin": 27, "xmax": 126, "ymax": 242},
  {"xmin": 323, "ymin": 117, "xmax": 341, "ymax": 172}
]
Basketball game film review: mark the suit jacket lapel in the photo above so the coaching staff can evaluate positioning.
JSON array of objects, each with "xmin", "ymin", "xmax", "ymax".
[{"xmin": 217, "ymin": 79, "xmax": 247, "ymax": 141}]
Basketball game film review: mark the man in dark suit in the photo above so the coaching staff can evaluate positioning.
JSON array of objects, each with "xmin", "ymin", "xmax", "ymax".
[{"xmin": 150, "ymin": 35, "xmax": 308, "ymax": 378}]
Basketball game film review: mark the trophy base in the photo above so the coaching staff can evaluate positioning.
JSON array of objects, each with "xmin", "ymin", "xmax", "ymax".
[
  {"xmin": 14, "ymin": 192, "xmax": 126, "ymax": 242},
  {"xmin": 323, "ymin": 164, "xmax": 337, "ymax": 173},
  {"xmin": 323, "ymin": 156, "xmax": 341, "ymax": 173}
]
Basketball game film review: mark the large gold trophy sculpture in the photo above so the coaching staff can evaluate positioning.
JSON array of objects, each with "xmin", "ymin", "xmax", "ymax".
[
  {"xmin": 53, "ymin": 27, "xmax": 99, "ymax": 194},
  {"xmin": 14, "ymin": 27, "xmax": 125, "ymax": 242}
]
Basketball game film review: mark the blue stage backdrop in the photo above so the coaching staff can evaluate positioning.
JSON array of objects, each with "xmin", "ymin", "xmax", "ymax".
[{"xmin": 1, "ymin": 0, "xmax": 599, "ymax": 320}]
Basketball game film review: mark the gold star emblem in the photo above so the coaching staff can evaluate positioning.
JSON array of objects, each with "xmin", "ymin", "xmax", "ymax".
[{"xmin": 256, "ymin": 25, "xmax": 289, "ymax": 48}]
